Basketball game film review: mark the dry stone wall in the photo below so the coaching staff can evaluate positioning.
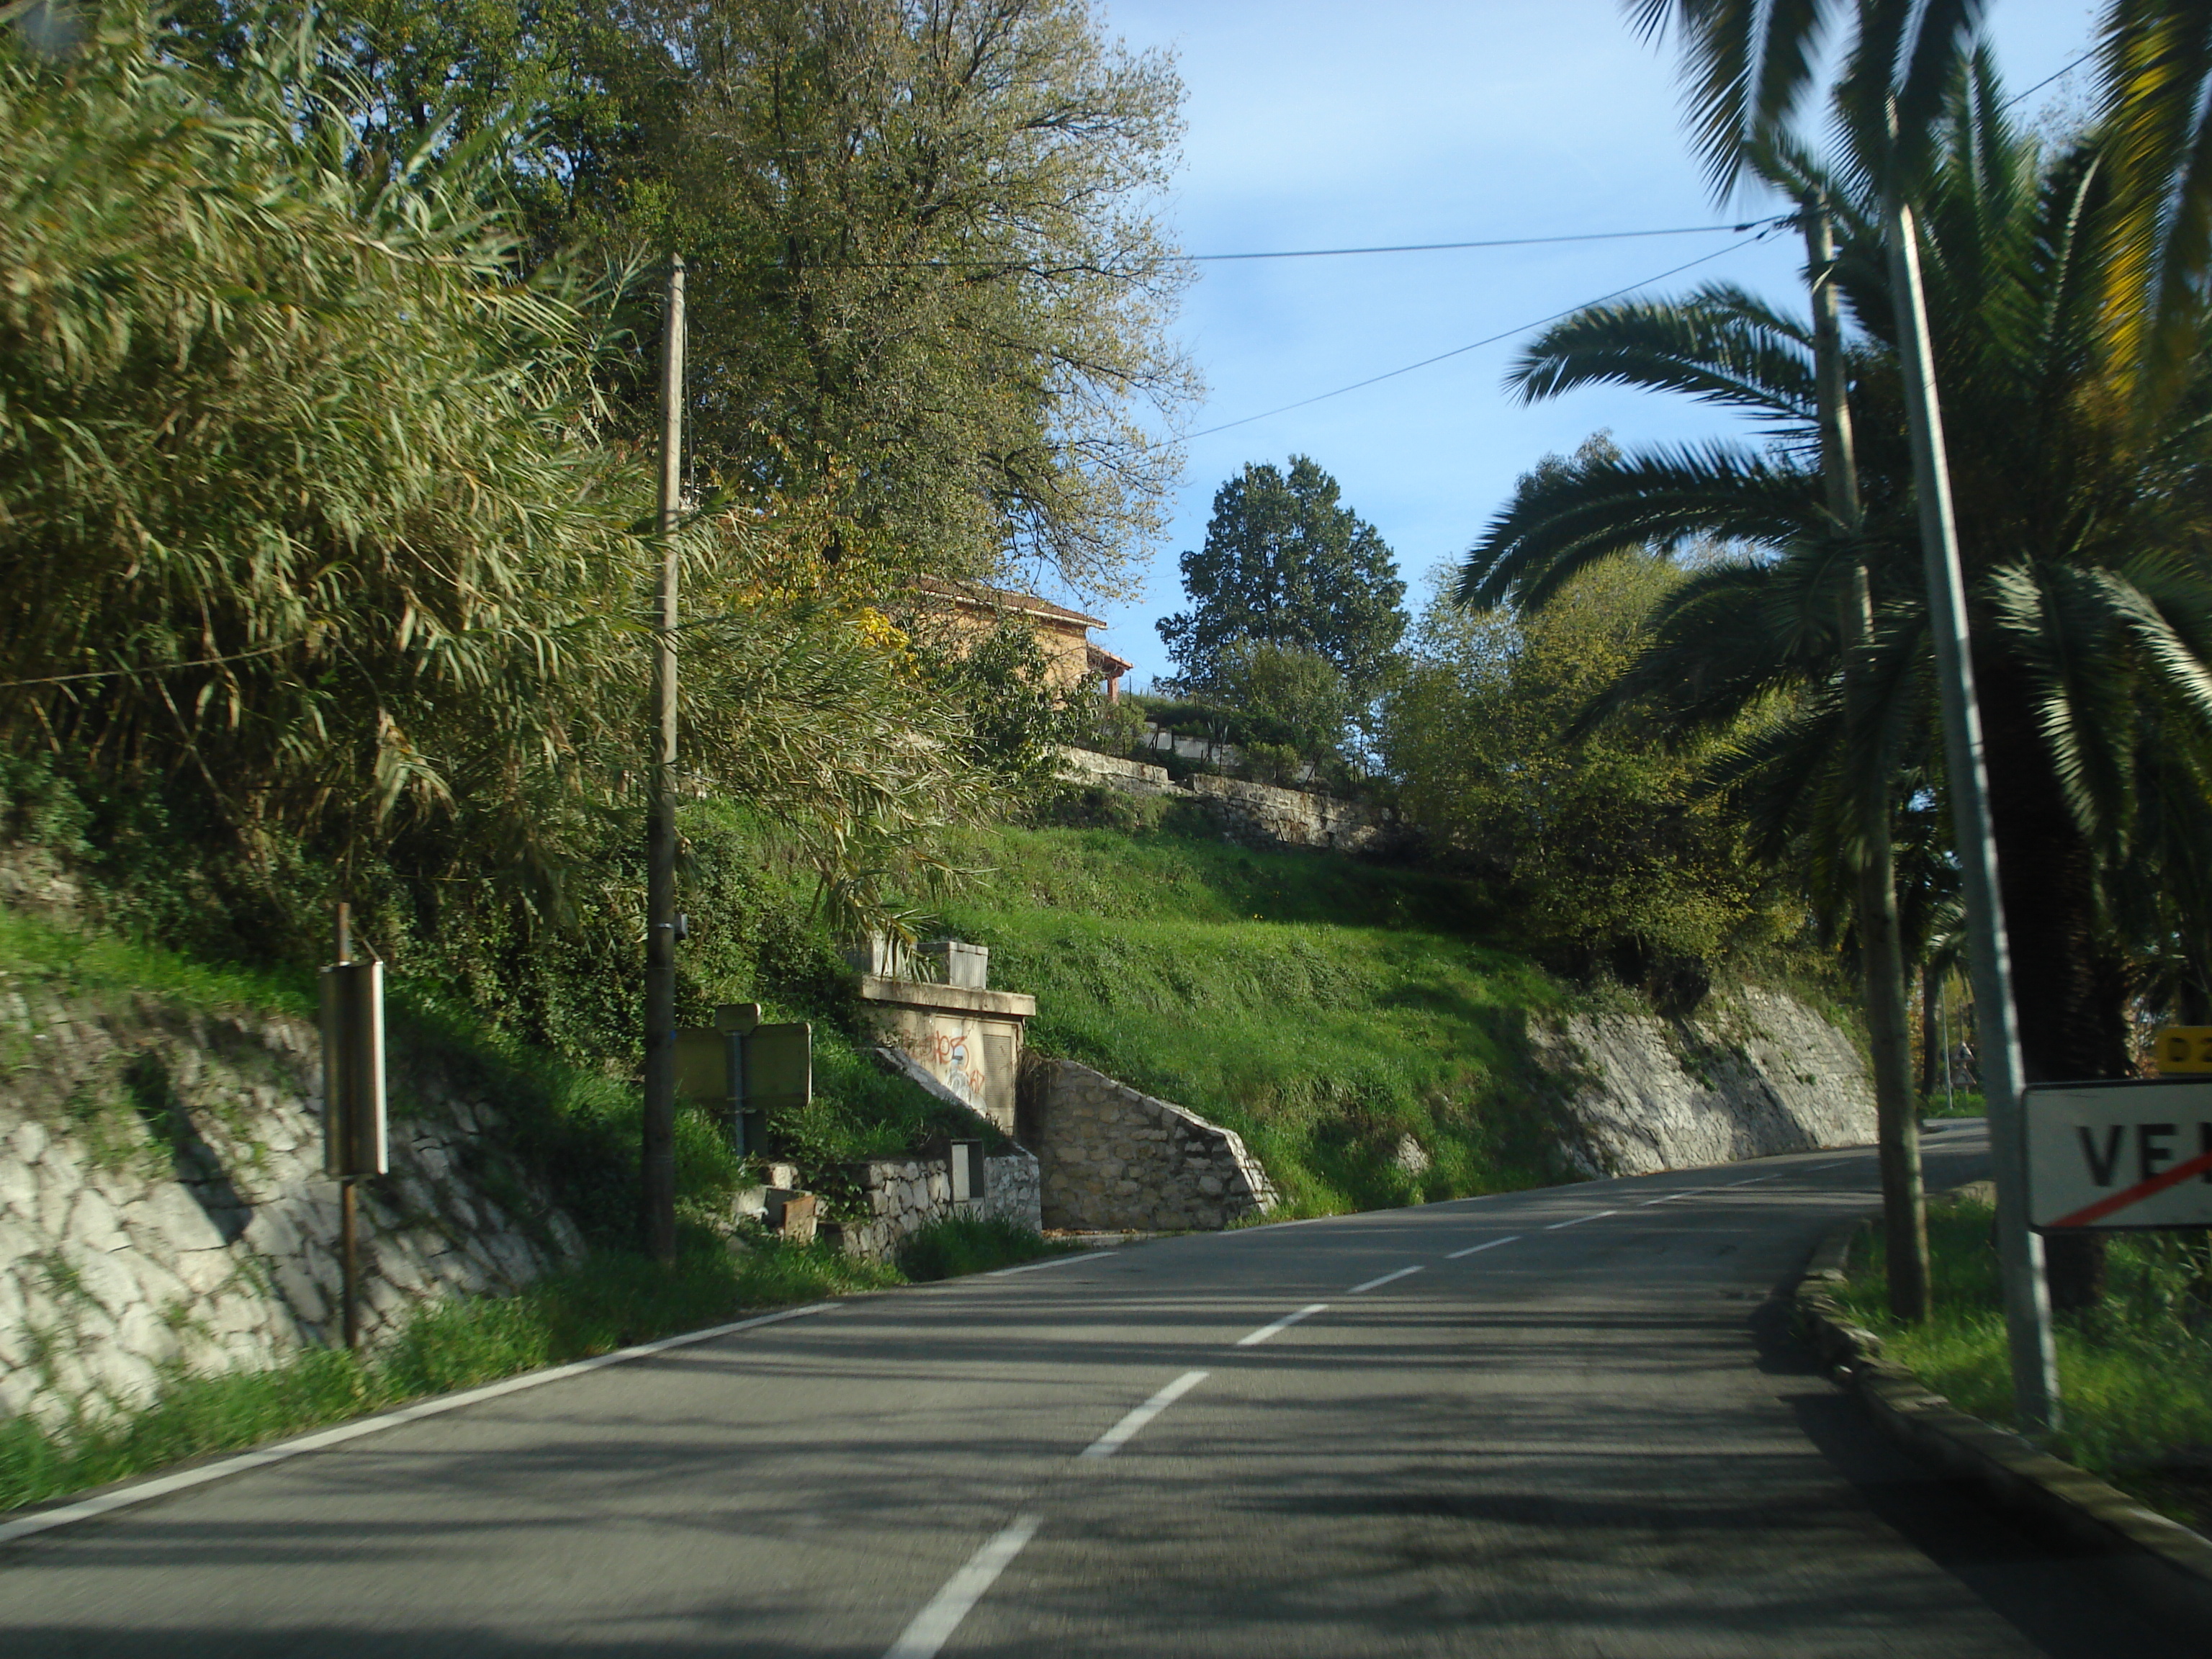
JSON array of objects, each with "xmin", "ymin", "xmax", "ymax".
[
  {"xmin": 0, "ymin": 985, "xmax": 584, "ymax": 1431},
  {"xmin": 1026, "ymin": 1059, "xmax": 1277, "ymax": 1231},
  {"xmin": 1535, "ymin": 987, "xmax": 1877, "ymax": 1176},
  {"xmin": 827, "ymin": 1147, "xmax": 1042, "ymax": 1262}
]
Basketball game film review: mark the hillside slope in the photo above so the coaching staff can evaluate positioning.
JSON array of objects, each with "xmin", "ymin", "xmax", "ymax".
[{"xmin": 933, "ymin": 817, "xmax": 1583, "ymax": 1212}]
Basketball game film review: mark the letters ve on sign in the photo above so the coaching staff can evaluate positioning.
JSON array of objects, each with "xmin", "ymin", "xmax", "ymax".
[{"xmin": 2023, "ymin": 1079, "xmax": 2212, "ymax": 1230}]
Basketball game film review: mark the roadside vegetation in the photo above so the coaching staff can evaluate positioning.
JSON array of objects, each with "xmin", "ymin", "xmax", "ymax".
[{"xmin": 1835, "ymin": 1189, "xmax": 2212, "ymax": 1529}]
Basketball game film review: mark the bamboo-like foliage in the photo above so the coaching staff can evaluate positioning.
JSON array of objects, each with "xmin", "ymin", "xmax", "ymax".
[{"xmin": 0, "ymin": 5, "xmax": 974, "ymax": 937}]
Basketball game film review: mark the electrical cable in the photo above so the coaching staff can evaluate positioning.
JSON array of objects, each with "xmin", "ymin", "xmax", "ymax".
[
  {"xmin": 1186, "ymin": 217, "xmax": 1786, "ymax": 261},
  {"xmin": 2002, "ymin": 46, "xmax": 2095, "ymax": 110},
  {"xmin": 1182, "ymin": 224, "xmax": 1784, "ymax": 441}
]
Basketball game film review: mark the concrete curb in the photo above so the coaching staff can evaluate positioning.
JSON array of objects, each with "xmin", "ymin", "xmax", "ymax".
[{"xmin": 1796, "ymin": 1214, "xmax": 2212, "ymax": 1637}]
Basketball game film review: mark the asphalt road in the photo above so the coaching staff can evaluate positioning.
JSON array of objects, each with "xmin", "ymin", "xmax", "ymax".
[{"xmin": 1, "ymin": 1123, "xmax": 2197, "ymax": 1658}]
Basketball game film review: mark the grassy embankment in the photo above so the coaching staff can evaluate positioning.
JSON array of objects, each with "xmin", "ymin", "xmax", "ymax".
[
  {"xmin": 934, "ymin": 805, "xmax": 1581, "ymax": 1213},
  {"xmin": 0, "ymin": 905, "xmax": 1061, "ymax": 1515},
  {"xmin": 1836, "ymin": 1188, "xmax": 2212, "ymax": 1529}
]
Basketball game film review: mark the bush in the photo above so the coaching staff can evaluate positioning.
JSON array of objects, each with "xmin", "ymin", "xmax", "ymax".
[{"xmin": 896, "ymin": 1215, "xmax": 1070, "ymax": 1281}]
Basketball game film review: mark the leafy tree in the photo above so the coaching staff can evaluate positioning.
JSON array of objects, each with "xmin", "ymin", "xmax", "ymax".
[
  {"xmin": 1382, "ymin": 549, "xmax": 1781, "ymax": 981},
  {"xmin": 1159, "ymin": 457, "xmax": 1407, "ymax": 698},
  {"xmin": 1209, "ymin": 641, "xmax": 1354, "ymax": 781},
  {"xmin": 0, "ymin": 5, "xmax": 974, "ymax": 961}
]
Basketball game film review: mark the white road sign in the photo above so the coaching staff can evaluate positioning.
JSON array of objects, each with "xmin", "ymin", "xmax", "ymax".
[{"xmin": 2025, "ymin": 1079, "xmax": 2212, "ymax": 1229}]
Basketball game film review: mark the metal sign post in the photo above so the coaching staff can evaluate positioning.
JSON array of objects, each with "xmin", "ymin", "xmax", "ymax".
[{"xmin": 320, "ymin": 903, "xmax": 387, "ymax": 1350}]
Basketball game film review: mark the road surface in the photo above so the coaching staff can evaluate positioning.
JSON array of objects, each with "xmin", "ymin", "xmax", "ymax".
[{"xmin": 1, "ymin": 1122, "xmax": 2193, "ymax": 1656}]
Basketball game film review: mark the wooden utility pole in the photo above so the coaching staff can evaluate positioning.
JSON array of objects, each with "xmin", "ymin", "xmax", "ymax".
[
  {"xmin": 1802, "ymin": 200, "xmax": 1928, "ymax": 1322},
  {"xmin": 642, "ymin": 256, "xmax": 685, "ymax": 1264},
  {"xmin": 336, "ymin": 902, "xmax": 359, "ymax": 1349},
  {"xmin": 1881, "ymin": 185, "xmax": 2059, "ymax": 1426}
]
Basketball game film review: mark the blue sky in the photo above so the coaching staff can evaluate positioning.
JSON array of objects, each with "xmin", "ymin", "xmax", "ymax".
[{"xmin": 1061, "ymin": 0, "xmax": 2103, "ymax": 688}]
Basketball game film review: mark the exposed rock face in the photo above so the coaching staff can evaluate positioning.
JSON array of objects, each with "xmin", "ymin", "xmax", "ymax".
[
  {"xmin": 0, "ymin": 984, "xmax": 584, "ymax": 1431},
  {"xmin": 827, "ymin": 1147, "xmax": 1043, "ymax": 1262},
  {"xmin": 1025, "ymin": 1058, "xmax": 1277, "ymax": 1231},
  {"xmin": 1534, "ymin": 987, "xmax": 1876, "ymax": 1177}
]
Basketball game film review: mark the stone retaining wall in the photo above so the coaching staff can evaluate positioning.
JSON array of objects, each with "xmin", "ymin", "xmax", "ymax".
[
  {"xmin": 1057, "ymin": 746, "xmax": 1393, "ymax": 853},
  {"xmin": 1024, "ymin": 1059, "xmax": 1277, "ymax": 1231},
  {"xmin": 0, "ymin": 986, "xmax": 584, "ymax": 1431},
  {"xmin": 827, "ymin": 1146, "xmax": 1043, "ymax": 1262}
]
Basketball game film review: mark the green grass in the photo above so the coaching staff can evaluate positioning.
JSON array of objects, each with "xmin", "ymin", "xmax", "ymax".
[
  {"xmin": 894, "ymin": 1214, "xmax": 1076, "ymax": 1282},
  {"xmin": 0, "ymin": 1237, "xmax": 899, "ymax": 1516},
  {"xmin": 932, "ymin": 818, "xmax": 1578, "ymax": 1214},
  {"xmin": 1920, "ymin": 1090, "xmax": 1986, "ymax": 1119},
  {"xmin": 1836, "ymin": 1192, "xmax": 2212, "ymax": 1529}
]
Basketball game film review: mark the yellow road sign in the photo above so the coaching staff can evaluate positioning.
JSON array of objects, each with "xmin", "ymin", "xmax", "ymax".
[{"xmin": 2153, "ymin": 1027, "xmax": 2212, "ymax": 1074}]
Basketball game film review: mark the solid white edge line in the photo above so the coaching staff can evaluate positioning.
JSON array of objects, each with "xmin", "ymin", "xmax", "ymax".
[
  {"xmin": 1079, "ymin": 1369, "xmax": 1210, "ymax": 1460},
  {"xmin": 1446, "ymin": 1234, "xmax": 1521, "ymax": 1259},
  {"xmin": 1344, "ymin": 1264, "xmax": 1424, "ymax": 1295},
  {"xmin": 1543, "ymin": 1210, "xmax": 1619, "ymax": 1231},
  {"xmin": 1236, "ymin": 1303, "xmax": 1328, "ymax": 1346},
  {"xmin": 0, "ymin": 1300, "xmax": 837, "ymax": 1547},
  {"xmin": 881, "ymin": 1514, "xmax": 1043, "ymax": 1659}
]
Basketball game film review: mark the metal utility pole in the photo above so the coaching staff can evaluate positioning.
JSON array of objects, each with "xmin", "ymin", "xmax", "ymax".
[
  {"xmin": 1803, "ymin": 201, "xmax": 1928, "ymax": 1323},
  {"xmin": 642, "ymin": 256, "xmax": 685, "ymax": 1264},
  {"xmin": 1881, "ymin": 189, "xmax": 2060, "ymax": 1426}
]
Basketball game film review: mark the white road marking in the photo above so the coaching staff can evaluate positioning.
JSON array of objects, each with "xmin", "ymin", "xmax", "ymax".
[
  {"xmin": 0, "ymin": 1300, "xmax": 838, "ymax": 1547},
  {"xmin": 1637, "ymin": 1187, "xmax": 1710, "ymax": 1206},
  {"xmin": 1345, "ymin": 1264, "xmax": 1425, "ymax": 1294},
  {"xmin": 1724, "ymin": 1175, "xmax": 1779, "ymax": 1187},
  {"xmin": 1545, "ymin": 1210, "xmax": 1619, "ymax": 1230},
  {"xmin": 987, "ymin": 1251, "xmax": 1105, "ymax": 1277},
  {"xmin": 881, "ymin": 1515, "xmax": 1043, "ymax": 1659},
  {"xmin": 1447, "ymin": 1235, "xmax": 1521, "ymax": 1259},
  {"xmin": 1081, "ymin": 1369, "xmax": 1210, "ymax": 1460},
  {"xmin": 1236, "ymin": 1304, "xmax": 1328, "ymax": 1346}
]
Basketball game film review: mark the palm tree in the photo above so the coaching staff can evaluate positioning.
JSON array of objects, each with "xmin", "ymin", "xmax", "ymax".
[{"xmin": 1459, "ymin": 57, "xmax": 2212, "ymax": 1292}]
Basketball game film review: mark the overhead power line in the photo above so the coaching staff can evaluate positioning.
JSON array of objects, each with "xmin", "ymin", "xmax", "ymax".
[
  {"xmin": 1183, "ymin": 225, "xmax": 1784, "ymax": 441},
  {"xmin": 1187, "ymin": 218, "xmax": 1787, "ymax": 261},
  {"xmin": 2004, "ymin": 47, "xmax": 2096, "ymax": 110}
]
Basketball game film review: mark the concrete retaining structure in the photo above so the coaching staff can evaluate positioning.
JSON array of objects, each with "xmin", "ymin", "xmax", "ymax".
[
  {"xmin": 0, "ymin": 986, "xmax": 585, "ymax": 1431},
  {"xmin": 1022, "ymin": 1058, "xmax": 1277, "ymax": 1231},
  {"xmin": 826, "ymin": 1146, "xmax": 1043, "ymax": 1262}
]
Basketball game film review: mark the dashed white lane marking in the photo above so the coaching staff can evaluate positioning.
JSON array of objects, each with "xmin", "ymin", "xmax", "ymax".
[
  {"xmin": 987, "ymin": 1251, "xmax": 1105, "ymax": 1277},
  {"xmin": 1724, "ymin": 1175, "xmax": 1780, "ymax": 1187},
  {"xmin": 881, "ymin": 1514, "xmax": 1043, "ymax": 1659},
  {"xmin": 1081, "ymin": 1369, "xmax": 1210, "ymax": 1460},
  {"xmin": 1345, "ymin": 1264, "xmax": 1425, "ymax": 1295},
  {"xmin": 1545, "ymin": 1210, "xmax": 1619, "ymax": 1230},
  {"xmin": 1237, "ymin": 1304, "xmax": 1329, "ymax": 1346},
  {"xmin": 0, "ymin": 1300, "xmax": 837, "ymax": 1547},
  {"xmin": 1637, "ymin": 1187, "xmax": 1710, "ymax": 1206},
  {"xmin": 1447, "ymin": 1235, "xmax": 1521, "ymax": 1259}
]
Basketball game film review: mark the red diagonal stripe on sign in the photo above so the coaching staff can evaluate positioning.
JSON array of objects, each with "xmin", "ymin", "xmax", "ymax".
[{"xmin": 2051, "ymin": 1146, "xmax": 2212, "ymax": 1228}]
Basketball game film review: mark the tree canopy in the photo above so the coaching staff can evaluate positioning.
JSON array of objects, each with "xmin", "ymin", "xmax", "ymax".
[{"xmin": 1158, "ymin": 456, "xmax": 1407, "ymax": 698}]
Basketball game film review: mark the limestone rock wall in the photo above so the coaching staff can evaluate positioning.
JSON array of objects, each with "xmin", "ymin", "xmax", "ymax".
[
  {"xmin": 1535, "ymin": 986, "xmax": 1877, "ymax": 1177},
  {"xmin": 0, "ymin": 986, "xmax": 584, "ymax": 1431},
  {"xmin": 827, "ymin": 1146, "xmax": 1043, "ymax": 1262},
  {"xmin": 1026, "ymin": 1059, "xmax": 1277, "ymax": 1231}
]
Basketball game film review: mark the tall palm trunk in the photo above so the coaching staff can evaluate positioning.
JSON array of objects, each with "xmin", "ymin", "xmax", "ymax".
[
  {"xmin": 1979, "ymin": 654, "xmax": 2128, "ymax": 1308},
  {"xmin": 1807, "ymin": 202, "xmax": 1930, "ymax": 1321}
]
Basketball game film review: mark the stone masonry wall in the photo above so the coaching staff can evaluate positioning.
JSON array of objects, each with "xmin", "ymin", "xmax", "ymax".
[
  {"xmin": 827, "ymin": 1146, "xmax": 1043, "ymax": 1262},
  {"xmin": 1028, "ymin": 1059, "xmax": 1277, "ymax": 1231},
  {"xmin": 0, "ymin": 985, "xmax": 585, "ymax": 1431},
  {"xmin": 1056, "ymin": 747, "xmax": 1393, "ymax": 854},
  {"xmin": 1534, "ymin": 987, "xmax": 1878, "ymax": 1177}
]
